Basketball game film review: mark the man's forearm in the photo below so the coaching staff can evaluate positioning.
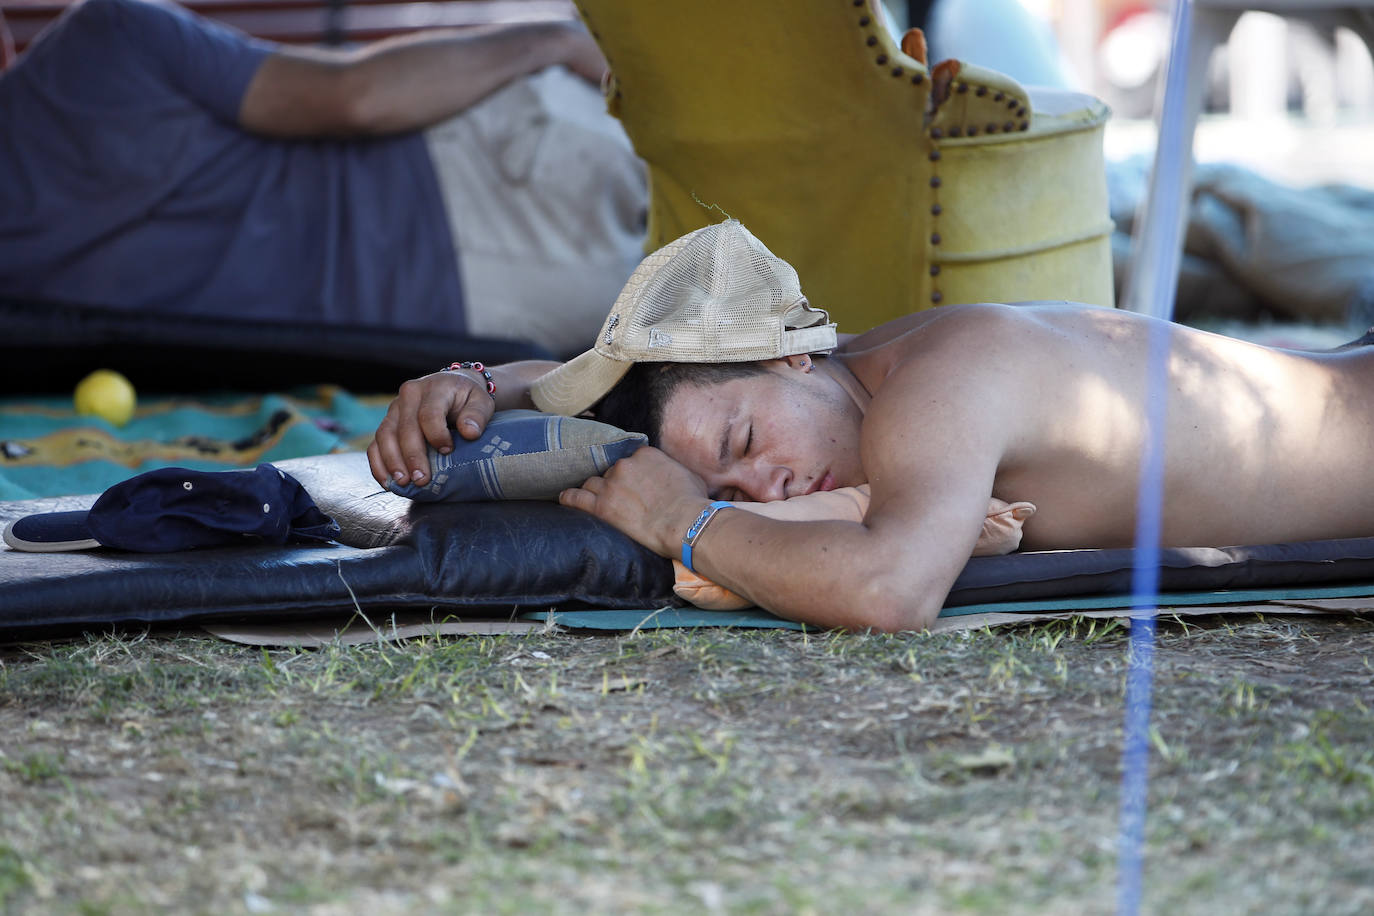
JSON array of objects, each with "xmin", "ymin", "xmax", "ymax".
[
  {"xmin": 239, "ymin": 23, "xmax": 599, "ymax": 137},
  {"xmin": 343, "ymin": 23, "xmax": 595, "ymax": 133},
  {"xmin": 686, "ymin": 511, "xmax": 955, "ymax": 633},
  {"xmin": 560, "ymin": 448, "xmax": 975, "ymax": 633}
]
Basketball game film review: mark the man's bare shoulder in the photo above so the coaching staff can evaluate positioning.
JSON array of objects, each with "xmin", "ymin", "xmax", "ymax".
[
  {"xmin": 855, "ymin": 305, "xmax": 1049, "ymax": 462},
  {"xmin": 847, "ymin": 302, "xmax": 1120, "ymax": 482},
  {"xmin": 841, "ymin": 302, "xmax": 1058, "ymax": 394}
]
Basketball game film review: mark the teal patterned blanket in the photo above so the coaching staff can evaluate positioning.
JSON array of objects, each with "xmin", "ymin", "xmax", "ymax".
[{"xmin": 0, "ymin": 386, "xmax": 389, "ymax": 500}]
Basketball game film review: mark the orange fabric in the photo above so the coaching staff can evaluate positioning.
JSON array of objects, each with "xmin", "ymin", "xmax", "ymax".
[{"xmin": 900, "ymin": 27, "xmax": 927, "ymax": 65}]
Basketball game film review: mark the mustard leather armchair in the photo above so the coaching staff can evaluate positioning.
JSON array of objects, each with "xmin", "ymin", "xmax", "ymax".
[{"xmin": 574, "ymin": 0, "xmax": 1116, "ymax": 331}]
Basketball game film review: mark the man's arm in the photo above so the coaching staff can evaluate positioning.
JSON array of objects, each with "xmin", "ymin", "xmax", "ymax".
[
  {"xmin": 563, "ymin": 447, "xmax": 997, "ymax": 632},
  {"xmin": 561, "ymin": 372, "xmax": 1010, "ymax": 632},
  {"xmin": 239, "ymin": 22, "xmax": 606, "ymax": 137},
  {"xmin": 367, "ymin": 360, "xmax": 560, "ymax": 488}
]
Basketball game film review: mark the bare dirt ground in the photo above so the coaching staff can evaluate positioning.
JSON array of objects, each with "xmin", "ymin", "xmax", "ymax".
[{"xmin": 1, "ymin": 611, "xmax": 1372, "ymax": 915}]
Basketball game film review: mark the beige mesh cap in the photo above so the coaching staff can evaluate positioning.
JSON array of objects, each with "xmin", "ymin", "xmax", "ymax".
[{"xmin": 531, "ymin": 220, "xmax": 837, "ymax": 416}]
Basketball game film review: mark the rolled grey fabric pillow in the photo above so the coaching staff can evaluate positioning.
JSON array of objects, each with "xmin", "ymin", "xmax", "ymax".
[{"xmin": 385, "ymin": 409, "xmax": 647, "ymax": 503}]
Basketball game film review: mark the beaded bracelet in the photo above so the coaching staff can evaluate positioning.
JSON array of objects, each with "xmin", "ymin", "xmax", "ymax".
[{"xmin": 441, "ymin": 361, "xmax": 496, "ymax": 398}]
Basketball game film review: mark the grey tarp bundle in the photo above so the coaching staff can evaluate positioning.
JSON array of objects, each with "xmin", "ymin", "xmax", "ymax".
[{"xmin": 1109, "ymin": 160, "xmax": 1374, "ymax": 328}]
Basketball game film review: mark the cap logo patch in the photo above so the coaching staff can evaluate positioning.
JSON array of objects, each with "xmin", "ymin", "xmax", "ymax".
[
  {"xmin": 647, "ymin": 328, "xmax": 673, "ymax": 348},
  {"xmin": 603, "ymin": 315, "xmax": 619, "ymax": 346}
]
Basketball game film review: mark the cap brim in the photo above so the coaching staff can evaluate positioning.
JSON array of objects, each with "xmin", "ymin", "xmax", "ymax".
[
  {"xmin": 2, "ymin": 511, "xmax": 102, "ymax": 552},
  {"xmin": 530, "ymin": 348, "xmax": 635, "ymax": 417}
]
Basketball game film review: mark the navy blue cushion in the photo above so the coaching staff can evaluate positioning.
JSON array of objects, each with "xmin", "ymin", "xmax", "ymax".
[{"xmin": 385, "ymin": 410, "xmax": 647, "ymax": 502}]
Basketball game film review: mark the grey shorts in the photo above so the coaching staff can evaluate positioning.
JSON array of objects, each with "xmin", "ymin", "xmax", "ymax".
[{"xmin": 425, "ymin": 67, "xmax": 648, "ymax": 358}]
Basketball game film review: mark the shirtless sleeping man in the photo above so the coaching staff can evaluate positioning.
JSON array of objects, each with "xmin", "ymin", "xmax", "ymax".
[{"xmin": 368, "ymin": 220, "xmax": 1374, "ymax": 632}]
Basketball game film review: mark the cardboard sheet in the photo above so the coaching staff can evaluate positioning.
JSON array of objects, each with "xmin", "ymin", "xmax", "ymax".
[
  {"xmin": 204, "ymin": 612, "xmax": 543, "ymax": 647},
  {"xmin": 202, "ymin": 588, "xmax": 1374, "ymax": 647}
]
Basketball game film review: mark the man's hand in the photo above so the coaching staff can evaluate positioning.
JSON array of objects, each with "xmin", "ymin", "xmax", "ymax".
[
  {"xmin": 368, "ymin": 358, "xmax": 558, "ymax": 488},
  {"xmin": 559, "ymin": 447, "xmax": 710, "ymax": 557},
  {"xmin": 367, "ymin": 368, "xmax": 495, "ymax": 488}
]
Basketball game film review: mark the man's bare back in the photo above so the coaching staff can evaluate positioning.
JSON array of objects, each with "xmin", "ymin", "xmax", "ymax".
[{"xmin": 841, "ymin": 302, "xmax": 1374, "ymax": 551}]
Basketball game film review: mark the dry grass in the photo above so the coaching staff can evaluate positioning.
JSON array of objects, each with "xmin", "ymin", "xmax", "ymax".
[{"xmin": 1, "ymin": 612, "xmax": 1372, "ymax": 915}]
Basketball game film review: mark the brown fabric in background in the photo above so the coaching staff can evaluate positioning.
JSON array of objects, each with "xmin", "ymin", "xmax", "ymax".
[{"xmin": 1110, "ymin": 160, "xmax": 1374, "ymax": 328}]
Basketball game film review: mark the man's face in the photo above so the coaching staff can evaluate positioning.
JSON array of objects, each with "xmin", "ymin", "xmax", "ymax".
[{"xmin": 657, "ymin": 359, "xmax": 866, "ymax": 503}]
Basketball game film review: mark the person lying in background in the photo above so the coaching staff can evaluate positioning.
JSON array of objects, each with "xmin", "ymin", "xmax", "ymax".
[{"xmin": 0, "ymin": 0, "xmax": 646, "ymax": 357}]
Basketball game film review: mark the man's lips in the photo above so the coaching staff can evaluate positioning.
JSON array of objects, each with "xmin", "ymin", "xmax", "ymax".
[{"xmin": 805, "ymin": 471, "xmax": 836, "ymax": 496}]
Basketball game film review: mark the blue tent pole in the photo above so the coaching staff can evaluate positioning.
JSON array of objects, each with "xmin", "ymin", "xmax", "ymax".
[{"xmin": 1117, "ymin": 0, "xmax": 1196, "ymax": 913}]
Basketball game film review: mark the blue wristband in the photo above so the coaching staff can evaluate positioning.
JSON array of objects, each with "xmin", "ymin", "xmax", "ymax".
[{"xmin": 681, "ymin": 501, "xmax": 733, "ymax": 572}]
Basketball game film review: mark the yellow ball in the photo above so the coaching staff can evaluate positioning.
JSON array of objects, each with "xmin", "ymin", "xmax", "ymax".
[{"xmin": 74, "ymin": 369, "xmax": 137, "ymax": 427}]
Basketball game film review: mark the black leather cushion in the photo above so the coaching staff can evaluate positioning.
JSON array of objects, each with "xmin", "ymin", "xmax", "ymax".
[
  {"xmin": 0, "ymin": 453, "xmax": 674, "ymax": 640},
  {"xmin": 4, "ymin": 451, "xmax": 1374, "ymax": 639},
  {"xmin": 0, "ymin": 297, "xmax": 555, "ymax": 394}
]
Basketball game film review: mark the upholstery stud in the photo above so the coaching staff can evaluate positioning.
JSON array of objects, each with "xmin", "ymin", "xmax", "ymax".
[
  {"xmin": 931, "ymin": 232, "xmax": 941, "ymax": 245},
  {"xmin": 930, "ymin": 176, "xmax": 941, "ymax": 188},
  {"xmin": 931, "ymin": 290, "xmax": 943, "ymax": 303},
  {"xmin": 930, "ymin": 265, "xmax": 941, "ymax": 276}
]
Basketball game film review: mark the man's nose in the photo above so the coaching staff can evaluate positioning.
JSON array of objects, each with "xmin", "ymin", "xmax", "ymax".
[{"xmin": 744, "ymin": 465, "xmax": 791, "ymax": 503}]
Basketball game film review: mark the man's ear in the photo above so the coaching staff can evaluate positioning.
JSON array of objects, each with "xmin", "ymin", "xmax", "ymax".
[{"xmin": 779, "ymin": 354, "xmax": 814, "ymax": 373}]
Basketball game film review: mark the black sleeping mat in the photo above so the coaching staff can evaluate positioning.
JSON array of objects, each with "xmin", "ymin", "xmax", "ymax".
[{"xmin": 5, "ymin": 454, "xmax": 1374, "ymax": 640}]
